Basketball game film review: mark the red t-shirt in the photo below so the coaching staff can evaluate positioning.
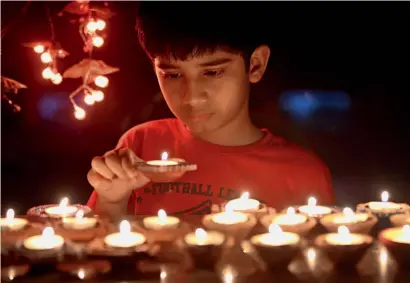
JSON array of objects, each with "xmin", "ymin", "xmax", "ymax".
[{"xmin": 87, "ymin": 118, "xmax": 334, "ymax": 215}]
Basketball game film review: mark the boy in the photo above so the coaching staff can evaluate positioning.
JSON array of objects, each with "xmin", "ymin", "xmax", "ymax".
[{"xmin": 86, "ymin": 3, "xmax": 335, "ymax": 218}]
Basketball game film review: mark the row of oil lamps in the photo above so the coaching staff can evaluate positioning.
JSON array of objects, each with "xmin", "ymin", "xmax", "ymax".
[{"xmin": 1, "ymin": 191, "xmax": 409, "ymax": 265}]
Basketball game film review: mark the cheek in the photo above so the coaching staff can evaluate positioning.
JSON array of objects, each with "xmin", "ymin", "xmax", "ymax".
[
  {"xmin": 157, "ymin": 79, "xmax": 184, "ymax": 107},
  {"xmin": 210, "ymin": 75, "xmax": 248, "ymax": 113}
]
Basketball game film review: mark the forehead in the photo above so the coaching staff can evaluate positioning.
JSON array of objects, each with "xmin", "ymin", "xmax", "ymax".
[{"xmin": 154, "ymin": 50, "xmax": 241, "ymax": 69}]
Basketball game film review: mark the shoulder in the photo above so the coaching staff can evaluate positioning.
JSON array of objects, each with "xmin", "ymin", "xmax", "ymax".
[{"xmin": 265, "ymin": 131, "xmax": 329, "ymax": 172}]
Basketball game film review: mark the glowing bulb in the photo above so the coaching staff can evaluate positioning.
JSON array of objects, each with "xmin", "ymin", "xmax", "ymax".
[
  {"xmin": 42, "ymin": 67, "xmax": 53, "ymax": 79},
  {"xmin": 119, "ymin": 220, "xmax": 131, "ymax": 234},
  {"xmin": 94, "ymin": 75, "xmax": 109, "ymax": 88},
  {"xmin": 381, "ymin": 191, "xmax": 389, "ymax": 202},
  {"xmin": 40, "ymin": 52, "xmax": 52, "ymax": 63},
  {"xmin": 161, "ymin": 152, "xmax": 168, "ymax": 160},
  {"xmin": 74, "ymin": 107, "xmax": 86, "ymax": 120},
  {"xmin": 51, "ymin": 73, "xmax": 62, "ymax": 85},
  {"xmin": 308, "ymin": 197, "xmax": 317, "ymax": 206},
  {"xmin": 96, "ymin": 19, "xmax": 106, "ymax": 31},
  {"xmin": 84, "ymin": 94, "xmax": 95, "ymax": 105},
  {"xmin": 91, "ymin": 90, "xmax": 104, "ymax": 102},
  {"xmin": 33, "ymin": 44, "xmax": 44, "ymax": 53},
  {"xmin": 92, "ymin": 36, "xmax": 104, "ymax": 47},
  {"xmin": 86, "ymin": 21, "xmax": 98, "ymax": 33}
]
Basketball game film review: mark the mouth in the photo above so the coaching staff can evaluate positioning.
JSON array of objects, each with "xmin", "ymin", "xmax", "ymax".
[{"xmin": 189, "ymin": 113, "xmax": 213, "ymax": 121}]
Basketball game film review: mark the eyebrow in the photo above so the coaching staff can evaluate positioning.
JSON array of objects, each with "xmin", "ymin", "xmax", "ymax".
[{"xmin": 156, "ymin": 58, "xmax": 233, "ymax": 70}]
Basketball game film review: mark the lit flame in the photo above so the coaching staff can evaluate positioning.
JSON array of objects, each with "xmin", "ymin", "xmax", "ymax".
[
  {"xmin": 59, "ymin": 197, "xmax": 69, "ymax": 208},
  {"xmin": 222, "ymin": 265, "xmax": 236, "ymax": 283},
  {"xmin": 158, "ymin": 209, "xmax": 167, "ymax": 223},
  {"xmin": 77, "ymin": 268, "xmax": 85, "ymax": 280},
  {"xmin": 6, "ymin": 209, "xmax": 15, "ymax": 220},
  {"xmin": 286, "ymin": 207, "xmax": 296, "ymax": 215},
  {"xmin": 381, "ymin": 191, "xmax": 389, "ymax": 202},
  {"xmin": 224, "ymin": 204, "xmax": 234, "ymax": 213},
  {"xmin": 268, "ymin": 223, "xmax": 283, "ymax": 234},
  {"xmin": 343, "ymin": 207, "xmax": 355, "ymax": 217},
  {"xmin": 160, "ymin": 270, "xmax": 167, "ymax": 280},
  {"xmin": 306, "ymin": 247, "xmax": 317, "ymax": 270},
  {"xmin": 42, "ymin": 227, "xmax": 55, "ymax": 237},
  {"xmin": 119, "ymin": 220, "xmax": 131, "ymax": 234},
  {"xmin": 75, "ymin": 210, "xmax": 84, "ymax": 219},
  {"xmin": 240, "ymin": 192, "xmax": 249, "ymax": 200},
  {"xmin": 403, "ymin": 225, "xmax": 410, "ymax": 236},
  {"xmin": 195, "ymin": 228, "xmax": 207, "ymax": 243},
  {"xmin": 161, "ymin": 152, "xmax": 168, "ymax": 161},
  {"xmin": 308, "ymin": 196, "xmax": 317, "ymax": 206},
  {"xmin": 337, "ymin": 225, "xmax": 350, "ymax": 236},
  {"xmin": 8, "ymin": 267, "xmax": 16, "ymax": 281}
]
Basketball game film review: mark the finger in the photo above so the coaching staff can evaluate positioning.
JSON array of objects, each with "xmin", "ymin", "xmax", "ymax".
[
  {"xmin": 119, "ymin": 148, "xmax": 143, "ymax": 179},
  {"xmin": 91, "ymin": 156, "xmax": 115, "ymax": 180},
  {"xmin": 104, "ymin": 150, "xmax": 127, "ymax": 179},
  {"xmin": 87, "ymin": 169, "xmax": 112, "ymax": 191}
]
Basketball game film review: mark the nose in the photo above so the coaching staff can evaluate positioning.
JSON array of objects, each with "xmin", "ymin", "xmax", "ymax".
[{"xmin": 182, "ymin": 78, "xmax": 208, "ymax": 107}]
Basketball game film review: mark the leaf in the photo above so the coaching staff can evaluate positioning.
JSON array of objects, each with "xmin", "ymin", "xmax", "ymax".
[
  {"xmin": 1, "ymin": 76, "xmax": 27, "ymax": 94},
  {"xmin": 90, "ymin": 6, "xmax": 115, "ymax": 19},
  {"xmin": 22, "ymin": 41, "xmax": 53, "ymax": 49},
  {"xmin": 63, "ymin": 59, "xmax": 119, "ymax": 79},
  {"xmin": 61, "ymin": 1, "xmax": 90, "ymax": 15}
]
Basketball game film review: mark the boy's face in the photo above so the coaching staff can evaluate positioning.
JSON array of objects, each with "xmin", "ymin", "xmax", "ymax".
[{"xmin": 153, "ymin": 47, "xmax": 270, "ymax": 136}]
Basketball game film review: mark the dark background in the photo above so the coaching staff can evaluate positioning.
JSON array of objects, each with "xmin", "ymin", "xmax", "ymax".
[{"xmin": 1, "ymin": 1, "xmax": 409, "ymax": 214}]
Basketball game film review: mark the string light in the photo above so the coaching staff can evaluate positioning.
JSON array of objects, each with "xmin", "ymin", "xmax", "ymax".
[
  {"xmin": 19, "ymin": 1, "xmax": 118, "ymax": 119},
  {"xmin": 60, "ymin": 1, "xmax": 117, "ymax": 120},
  {"xmin": 24, "ymin": 41, "xmax": 69, "ymax": 85}
]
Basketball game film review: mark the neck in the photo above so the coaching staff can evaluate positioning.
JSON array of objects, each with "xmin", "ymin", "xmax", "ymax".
[{"xmin": 191, "ymin": 109, "xmax": 263, "ymax": 146}]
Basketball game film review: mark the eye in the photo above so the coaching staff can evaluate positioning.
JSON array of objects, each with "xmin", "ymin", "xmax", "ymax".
[
  {"xmin": 161, "ymin": 72, "xmax": 183, "ymax": 79},
  {"xmin": 203, "ymin": 69, "xmax": 224, "ymax": 77}
]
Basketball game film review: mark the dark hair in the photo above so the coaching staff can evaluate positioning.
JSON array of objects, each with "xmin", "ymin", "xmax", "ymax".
[{"xmin": 135, "ymin": 2, "xmax": 266, "ymax": 65}]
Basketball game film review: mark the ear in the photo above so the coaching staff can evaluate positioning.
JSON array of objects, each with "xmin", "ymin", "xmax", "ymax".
[{"xmin": 248, "ymin": 45, "xmax": 271, "ymax": 83}]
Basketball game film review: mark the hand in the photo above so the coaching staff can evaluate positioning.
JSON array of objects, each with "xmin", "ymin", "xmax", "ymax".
[{"xmin": 87, "ymin": 148, "xmax": 150, "ymax": 203}]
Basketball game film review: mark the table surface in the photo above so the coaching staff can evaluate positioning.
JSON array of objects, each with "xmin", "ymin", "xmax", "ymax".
[{"xmin": 1, "ymin": 215, "xmax": 409, "ymax": 283}]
